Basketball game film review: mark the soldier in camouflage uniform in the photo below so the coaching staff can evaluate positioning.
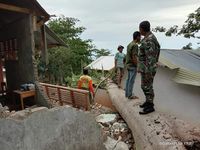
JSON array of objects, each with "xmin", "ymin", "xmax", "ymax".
[{"xmin": 138, "ymin": 21, "xmax": 160, "ymax": 115}]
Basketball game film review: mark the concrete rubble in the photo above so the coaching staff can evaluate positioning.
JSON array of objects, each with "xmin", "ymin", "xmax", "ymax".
[
  {"xmin": 104, "ymin": 137, "xmax": 129, "ymax": 150},
  {"xmin": 0, "ymin": 100, "xmax": 135, "ymax": 150},
  {"xmin": 93, "ymin": 104, "xmax": 135, "ymax": 150},
  {"xmin": 0, "ymin": 103, "xmax": 13, "ymax": 118},
  {"xmin": 8, "ymin": 107, "xmax": 48, "ymax": 120},
  {"xmin": 0, "ymin": 105, "xmax": 106, "ymax": 150},
  {"xmin": 96, "ymin": 114, "xmax": 118, "ymax": 124}
]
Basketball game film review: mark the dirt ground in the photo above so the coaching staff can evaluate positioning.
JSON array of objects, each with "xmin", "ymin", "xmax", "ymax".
[{"xmin": 94, "ymin": 89, "xmax": 117, "ymax": 112}]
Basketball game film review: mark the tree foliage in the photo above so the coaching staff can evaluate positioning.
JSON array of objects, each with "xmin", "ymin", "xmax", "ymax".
[
  {"xmin": 182, "ymin": 43, "xmax": 192, "ymax": 50},
  {"xmin": 38, "ymin": 16, "xmax": 111, "ymax": 85},
  {"xmin": 38, "ymin": 16, "xmax": 94, "ymax": 84},
  {"xmin": 92, "ymin": 48, "xmax": 111, "ymax": 59},
  {"xmin": 153, "ymin": 7, "xmax": 200, "ymax": 40}
]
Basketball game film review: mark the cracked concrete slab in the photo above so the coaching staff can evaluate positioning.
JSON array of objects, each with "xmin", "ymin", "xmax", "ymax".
[{"xmin": 0, "ymin": 106, "xmax": 106, "ymax": 150}]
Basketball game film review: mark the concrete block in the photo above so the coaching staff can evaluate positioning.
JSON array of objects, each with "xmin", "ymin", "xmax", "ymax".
[{"xmin": 0, "ymin": 106, "xmax": 106, "ymax": 150}]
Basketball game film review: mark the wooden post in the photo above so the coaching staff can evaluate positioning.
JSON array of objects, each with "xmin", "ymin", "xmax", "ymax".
[
  {"xmin": 45, "ymin": 85, "xmax": 49, "ymax": 98},
  {"xmin": 0, "ymin": 60, "xmax": 4, "ymax": 91},
  {"xmin": 41, "ymin": 25, "xmax": 49, "ymax": 65},
  {"xmin": 70, "ymin": 91, "xmax": 75, "ymax": 108},
  {"xmin": 85, "ymin": 93, "xmax": 90, "ymax": 111},
  {"xmin": 32, "ymin": 16, "xmax": 37, "ymax": 32},
  {"xmin": 57, "ymin": 87, "xmax": 63, "ymax": 106}
]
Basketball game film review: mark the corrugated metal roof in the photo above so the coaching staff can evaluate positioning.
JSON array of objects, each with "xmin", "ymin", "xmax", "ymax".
[
  {"xmin": 86, "ymin": 56, "xmax": 115, "ymax": 71},
  {"xmin": 159, "ymin": 49, "xmax": 200, "ymax": 86}
]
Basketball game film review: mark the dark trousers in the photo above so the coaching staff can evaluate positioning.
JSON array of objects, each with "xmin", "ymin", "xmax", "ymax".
[{"xmin": 141, "ymin": 72, "xmax": 156, "ymax": 103}]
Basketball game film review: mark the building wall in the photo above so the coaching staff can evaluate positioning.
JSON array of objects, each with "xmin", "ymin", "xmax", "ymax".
[
  {"xmin": 122, "ymin": 67, "xmax": 200, "ymax": 124},
  {"xmin": 0, "ymin": 15, "xmax": 35, "ymax": 90}
]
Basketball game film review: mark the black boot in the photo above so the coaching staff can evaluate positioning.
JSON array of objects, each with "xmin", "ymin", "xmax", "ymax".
[
  {"xmin": 139, "ymin": 102, "xmax": 148, "ymax": 108},
  {"xmin": 140, "ymin": 102, "xmax": 154, "ymax": 108},
  {"xmin": 139, "ymin": 104, "xmax": 155, "ymax": 115}
]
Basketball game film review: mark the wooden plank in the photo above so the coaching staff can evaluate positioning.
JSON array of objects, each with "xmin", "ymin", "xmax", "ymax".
[
  {"xmin": 57, "ymin": 88, "xmax": 63, "ymax": 106},
  {"xmin": 70, "ymin": 91, "xmax": 75, "ymax": 107},
  {"xmin": 85, "ymin": 94, "xmax": 90, "ymax": 111},
  {"xmin": 40, "ymin": 82, "xmax": 89, "ymax": 94},
  {"xmin": 41, "ymin": 25, "xmax": 48, "ymax": 64},
  {"xmin": 40, "ymin": 83, "xmax": 90, "ymax": 110},
  {"xmin": 0, "ymin": 3, "xmax": 31, "ymax": 14}
]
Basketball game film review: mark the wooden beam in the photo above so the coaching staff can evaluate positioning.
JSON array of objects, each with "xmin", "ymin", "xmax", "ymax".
[{"xmin": 0, "ymin": 3, "xmax": 31, "ymax": 14}]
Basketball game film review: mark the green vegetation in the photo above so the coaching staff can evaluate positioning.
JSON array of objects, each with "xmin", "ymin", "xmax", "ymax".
[
  {"xmin": 38, "ymin": 16, "xmax": 111, "ymax": 86},
  {"xmin": 153, "ymin": 7, "xmax": 200, "ymax": 49},
  {"xmin": 66, "ymin": 69, "xmax": 111, "ymax": 89}
]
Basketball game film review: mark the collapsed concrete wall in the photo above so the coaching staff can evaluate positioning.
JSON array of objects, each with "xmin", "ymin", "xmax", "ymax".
[
  {"xmin": 0, "ymin": 106, "xmax": 106, "ymax": 150},
  {"xmin": 107, "ymin": 83, "xmax": 200, "ymax": 150}
]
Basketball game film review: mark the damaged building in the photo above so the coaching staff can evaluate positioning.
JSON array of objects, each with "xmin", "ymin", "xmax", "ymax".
[{"xmin": 0, "ymin": 0, "xmax": 67, "ymax": 110}]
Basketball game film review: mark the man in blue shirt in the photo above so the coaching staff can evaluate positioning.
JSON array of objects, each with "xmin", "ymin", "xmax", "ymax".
[{"xmin": 115, "ymin": 45, "xmax": 126, "ymax": 88}]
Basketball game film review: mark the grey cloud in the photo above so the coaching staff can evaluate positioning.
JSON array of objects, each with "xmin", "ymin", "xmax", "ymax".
[{"xmin": 38, "ymin": 0, "xmax": 200, "ymax": 50}]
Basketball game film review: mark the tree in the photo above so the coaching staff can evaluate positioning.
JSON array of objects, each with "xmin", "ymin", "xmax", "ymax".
[
  {"xmin": 182, "ymin": 43, "xmax": 192, "ymax": 50},
  {"xmin": 39, "ymin": 16, "xmax": 94, "ymax": 84},
  {"xmin": 92, "ymin": 48, "xmax": 111, "ymax": 59},
  {"xmin": 153, "ymin": 7, "xmax": 200, "ymax": 48}
]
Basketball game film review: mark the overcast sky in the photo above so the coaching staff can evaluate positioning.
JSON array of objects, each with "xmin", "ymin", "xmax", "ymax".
[{"xmin": 38, "ymin": 0, "xmax": 200, "ymax": 53}]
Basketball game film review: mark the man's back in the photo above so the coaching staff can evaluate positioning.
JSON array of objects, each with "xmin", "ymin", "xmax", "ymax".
[
  {"xmin": 139, "ymin": 32, "xmax": 160, "ymax": 73},
  {"xmin": 126, "ymin": 41, "xmax": 138, "ymax": 68},
  {"xmin": 78, "ymin": 75, "xmax": 92, "ymax": 89}
]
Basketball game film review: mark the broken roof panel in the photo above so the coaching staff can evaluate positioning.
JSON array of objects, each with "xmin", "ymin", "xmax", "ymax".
[
  {"xmin": 86, "ymin": 56, "xmax": 115, "ymax": 71},
  {"xmin": 159, "ymin": 49, "xmax": 200, "ymax": 86},
  {"xmin": 160, "ymin": 49, "xmax": 200, "ymax": 72},
  {"xmin": 45, "ymin": 25, "xmax": 67, "ymax": 47}
]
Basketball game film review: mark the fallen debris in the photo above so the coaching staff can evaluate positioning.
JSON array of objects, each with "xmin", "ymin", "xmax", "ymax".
[
  {"xmin": 0, "ymin": 106, "xmax": 106, "ymax": 150},
  {"xmin": 96, "ymin": 114, "xmax": 118, "ymax": 124},
  {"xmin": 9, "ymin": 107, "xmax": 48, "ymax": 120},
  {"xmin": 104, "ymin": 137, "xmax": 129, "ymax": 150},
  {"xmin": 92, "ymin": 104, "xmax": 135, "ymax": 150},
  {"xmin": 0, "ymin": 103, "xmax": 12, "ymax": 118}
]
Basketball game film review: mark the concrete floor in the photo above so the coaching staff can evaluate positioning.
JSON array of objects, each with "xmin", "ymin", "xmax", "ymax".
[{"xmin": 122, "ymin": 67, "xmax": 200, "ymax": 125}]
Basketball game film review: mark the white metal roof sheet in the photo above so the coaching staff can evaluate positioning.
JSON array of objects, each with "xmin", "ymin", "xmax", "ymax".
[{"xmin": 86, "ymin": 56, "xmax": 115, "ymax": 71}]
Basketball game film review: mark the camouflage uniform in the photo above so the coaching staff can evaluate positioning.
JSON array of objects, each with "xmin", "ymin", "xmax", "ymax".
[{"xmin": 138, "ymin": 32, "xmax": 160, "ymax": 103}]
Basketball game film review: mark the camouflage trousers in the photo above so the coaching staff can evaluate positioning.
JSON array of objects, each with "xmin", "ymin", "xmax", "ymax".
[{"xmin": 141, "ymin": 72, "xmax": 156, "ymax": 103}]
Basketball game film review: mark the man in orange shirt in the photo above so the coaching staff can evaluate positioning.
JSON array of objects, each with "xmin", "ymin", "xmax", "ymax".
[{"xmin": 78, "ymin": 69, "xmax": 95, "ymax": 102}]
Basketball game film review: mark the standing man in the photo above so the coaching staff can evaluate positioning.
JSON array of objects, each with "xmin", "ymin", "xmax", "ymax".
[
  {"xmin": 125, "ymin": 31, "xmax": 141, "ymax": 99},
  {"xmin": 115, "ymin": 45, "xmax": 126, "ymax": 88},
  {"xmin": 138, "ymin": 21, "xmax": 160, "ymax": 115},
  {"xmin": 78, "ymin": 68, "xmax": 95, "ymax": 103}
]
